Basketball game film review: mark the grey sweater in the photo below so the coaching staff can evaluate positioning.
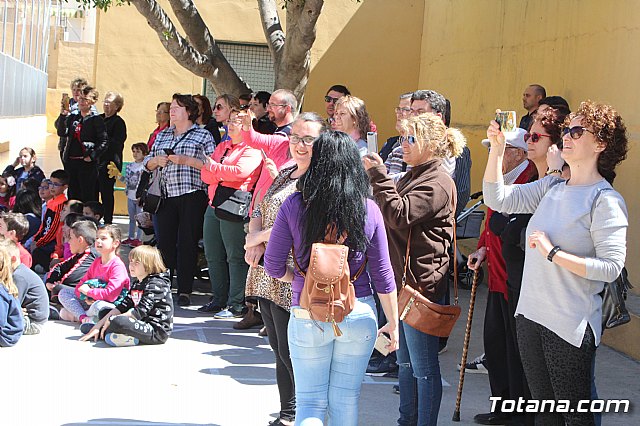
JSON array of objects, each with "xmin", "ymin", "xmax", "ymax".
[{"xmin": 484, "ymin": 176, "xmax": 627, "ymax": 347}]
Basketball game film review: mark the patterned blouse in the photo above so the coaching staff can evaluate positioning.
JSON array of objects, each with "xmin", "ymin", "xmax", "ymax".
[{"xmin": 244, "ymin": 165, "xmax": 299, "ymax": 310}]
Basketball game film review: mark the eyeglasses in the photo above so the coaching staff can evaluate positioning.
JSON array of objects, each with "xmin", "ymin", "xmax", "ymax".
[
  {"xmin": 38, "ymin": 185, "xmax": 49, "ymax": 190},
  {"xmin": 399, "ymin": 135, "xmax": 416, "ymax": 145},
  {"xmin": 562, "ymin": 126, "xmax": 594, "ymax": 140},
  {"xmin": 289, "ymin": 134, "xmax": 316, "ymax": 146},
  {"xmin": 395, "ymin": 107, "xmax": 412, "ymax": 115},
  {"xmin": 268, "ymin": 103, "xmax": 287, "ymax": 109},
  {"xmin": 324, "ymin": 96, "xmax": 340, "ymax": 104},
  {"xmin": 214, "ymin": 104, "xmax": 226, "ymax": 111},
  {"xmin": 239, "ymin": 104, "xmax": 249, "ymax": 110},
  {"xmin": 50, "ymin": 182, "xmax": 65, "ymax": 187},
  {"xmin": 524, "ymin": 132, "xmax": 551, "ymax": 143}
]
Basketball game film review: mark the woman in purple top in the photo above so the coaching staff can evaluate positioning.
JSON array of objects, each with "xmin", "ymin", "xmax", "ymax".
[{"xmin": 264, "ymin": 131, "xmax": 399, "ymax": 426}]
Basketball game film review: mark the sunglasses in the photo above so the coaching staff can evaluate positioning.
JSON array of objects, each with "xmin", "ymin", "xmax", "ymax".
[
  {"xmin": 324, "ymin": 95, "xmax": 340, "ymax": 104},
  {"xmin": 239, "ymin": 104, "xmax": 249, "ymax": 110},
  {"xmin": 562, "ymin": 126, "xmax": 594, "ymax": 140},
  {"xmin": 214, "ymin": 104, "xmax": 225, "ymax": 111},
  {"xmin": 399, "ymin": 135, "xmax": 416, "ymax": 145},
  {"xmin": 524, "ymin": 132, "xmax": 551, "ymax": 143}
]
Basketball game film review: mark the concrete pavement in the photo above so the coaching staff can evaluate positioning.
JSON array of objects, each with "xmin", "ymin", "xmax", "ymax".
[{"xmin": 2, "ymin": 279, "xmax": 638, "ymax": 426}]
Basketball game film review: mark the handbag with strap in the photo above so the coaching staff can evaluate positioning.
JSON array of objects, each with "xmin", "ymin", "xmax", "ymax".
[
  {"xmin": 397, "ymin": 196, "xmax": 461, "ymax": 337},
  {"xmin": 292, "ymin": 228, "xmax": 366, "ymax": 336},
  {"xmin": 211, "ymin": 185, "xmax": 253, "ymax": 222},
  {"xmin": 591, "ymin": 188, "xmax": 633, "ymax": 330}
]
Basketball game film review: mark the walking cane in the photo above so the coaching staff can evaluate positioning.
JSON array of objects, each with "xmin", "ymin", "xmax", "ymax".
[{"xmin": 452, "ymin": 268, "xmax": 481, "ymax": 422}]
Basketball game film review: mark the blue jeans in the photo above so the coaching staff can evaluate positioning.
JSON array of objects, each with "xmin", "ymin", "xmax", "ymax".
[
  {"xmin": 127, "ymin": 198, "xmax": 142, "ymax": 240},
  {"xmin": 397, "ymin": 318, "xmax": 442, "ymax": 426},
  {"xmin": 288, "ymin": 296, "xmax": 377, "ymax": 426}
]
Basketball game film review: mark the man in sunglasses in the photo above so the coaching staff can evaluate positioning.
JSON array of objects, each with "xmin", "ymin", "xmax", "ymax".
[
  {"xmin": 467, "ymin": 128, "xmax": 537, "ymax": 425},
  {"xmin": 249, "ymin": 91, "xmax": 277, "ymax": 135},
  {"xmin": 519, "ymin": 84, "xmax": 546, "ymax": 130},
  {"xmin": 324, "ymin": 84, "xmax": 350, "ymax": 129}
]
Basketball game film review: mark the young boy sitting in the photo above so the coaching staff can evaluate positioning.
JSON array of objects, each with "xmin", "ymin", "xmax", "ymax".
[
  {"xmin": 31, "ymin": 170, "xmax": 69, "ymax": 271},
  {"xmin": 83, "ymin": 201, "xmax": 104, "ymax": 223},
  {"xmin": 1, "ymin": 239, "xmax": 49, "ymax": 335},
  {"xmin": 46, "ymin": 220, "xmax": 99, "ymax": 299},
  {"xmin": 0, "ymin": 212, "xmax": 32, "ymax": 268}
]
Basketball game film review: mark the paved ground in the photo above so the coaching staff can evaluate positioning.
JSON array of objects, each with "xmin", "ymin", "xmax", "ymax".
[{"xmin": 2, "ymin": 220, "xmax": 638, "ymax": 425}]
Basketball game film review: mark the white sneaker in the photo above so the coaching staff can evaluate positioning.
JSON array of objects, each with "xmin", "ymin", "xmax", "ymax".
[
  {"xmin": 457, "ymin": 353, "xmax": 488, "ymax": 374},
  {"xmin": 105, "ymin": 333, "xmax": 139, "ymax": 347}
]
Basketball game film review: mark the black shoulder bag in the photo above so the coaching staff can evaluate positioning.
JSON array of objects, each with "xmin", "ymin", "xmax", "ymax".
[{"xmin": 210, "ymin": 147, "xmax": 255, "ymax": 222}]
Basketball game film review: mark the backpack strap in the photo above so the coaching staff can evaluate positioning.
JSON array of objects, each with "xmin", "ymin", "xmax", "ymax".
[{"xmin": 291, "ymin": 244, "xmax": 368, "ymax": 283}]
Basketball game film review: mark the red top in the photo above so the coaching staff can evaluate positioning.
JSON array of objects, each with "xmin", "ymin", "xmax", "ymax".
[
  {"xmin": 477, "ymin": 161, "xmax": 536, "ymax": 299},
  {"xmin": 18, "ymin": 242, "xmax": 32, "ymax": 268},
  {"xmin": 148, "ymin": 123, "xmax": 169, "ymax": 149}
]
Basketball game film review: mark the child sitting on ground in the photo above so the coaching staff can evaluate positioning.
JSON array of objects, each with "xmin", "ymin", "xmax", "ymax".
[
  {"xmin": 1, "ymin": 239, "xmax": 48, "ymax": 335},
  {"xmin": 50, "ymin": 200, "xmax": 85, "ymax": 265},
  {"xmin": 0, "ymin": 212, "xmax": 33, "ymax": 268},
  {"xmin": 0, "ymin": 247, "xmax": 23, "ymax": 346},
  {"xmin": 110, "ymin": 143, "xmax": 148, "ymax": 247},
  {"xmin": 81, "ymin": 245, "xmax": 172, "ymax": 346},
  {"xmin": 57, "ymin": 224, "xmax": 130, "ymax": 325},
  {"xmin": 83, "ymin": 201, "xmax": 104, "ymax": 223},
  {"xmin": 31, "ymin": 170, "xmax": 68, "ymax": 271}
]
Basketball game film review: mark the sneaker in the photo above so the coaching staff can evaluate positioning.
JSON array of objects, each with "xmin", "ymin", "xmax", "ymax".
[
  {"xmin": 49, "ymin": 306, "xmax": 61, "ymax": 320},
  {"xmin": 214, "ymin": 306, "xmax": 247, "ymax": 319},
  {"xmin": 80, "ymin": 322, "xmax": 96, "ymax": 335},
  {"xmin": 177, "ymin": 294, "xmax": 191, "ymax": 307},
  {"xmin": 258, "ymin": 326, "xmax": 268, "ymax": 337},
  {"xmin": 392, "ymin": 384, "xmax": 400, "ymax": 394},
  {"xmin": 473, "ymin": 412, "xmax": 511, "ymax": 425},
  {"xmin": 367, "ymin": 355, "xmax": 398, "ymax": 374},
  {"xmin": 457, "ymin": 353, "xmax": 488, "ymax": 374},
  {"xmin": 105, "ymin": 333, "xmax": 139, "ymax": 347},
  {"xmin": 122, "ymin": 238, "xmax": 133, "ymax": 246},
  {"xmin": 197, "ymin": 300, "xmax": 223, "ymax": 313},
  {"xmin": 130, "ymin": 239, "xmax": 142, "ymax": 247}
]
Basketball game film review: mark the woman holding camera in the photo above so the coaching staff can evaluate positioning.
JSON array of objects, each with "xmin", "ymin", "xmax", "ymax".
[
  {"xmin": 364, "ymin": 112, "xmax": 466, "ymax": 426},
  {"xmin": 482, "ymin": 101, "xmax": 628, "ymax": 425}
]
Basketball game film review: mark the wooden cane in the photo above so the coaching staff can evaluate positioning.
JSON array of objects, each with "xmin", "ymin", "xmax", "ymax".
[{"xmin": 452, "ymin": 269, "xmax": 480, "ymax": 422}]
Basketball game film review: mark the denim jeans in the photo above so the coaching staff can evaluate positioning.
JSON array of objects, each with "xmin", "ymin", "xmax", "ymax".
[
  {"xmin": 127, "ymin": 198, "xmax": 142, "ymax": 240},
  {"xmin": 397, "ymin": 317, "xmax": 443, "ymax": 426},
  {"xmin": 288, "ymin": 296, "xmax": 377, "ymax": 426}
]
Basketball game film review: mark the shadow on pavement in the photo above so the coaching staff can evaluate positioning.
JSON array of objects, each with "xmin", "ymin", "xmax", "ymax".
[{"xmin": 62, "ymin": 420, "xmax": 220, "ymax": 426}]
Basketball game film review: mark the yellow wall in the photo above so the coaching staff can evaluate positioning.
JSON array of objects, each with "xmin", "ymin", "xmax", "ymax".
[{"xmin": 417, "ymin": 0, "xmax": 640, "ymax": 287}]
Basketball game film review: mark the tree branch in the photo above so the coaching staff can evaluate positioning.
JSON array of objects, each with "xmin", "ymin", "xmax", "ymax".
[
  {"xmin": 129, "ymin": 0, "xmax": 250, "ymax": 95},
  {"xmin": 257, "ymin": 0, "xmax": 285, "ymax": 65},
  {"xmin": 129, "ymin": 0, "xmax": 213, "ymax": 78},
  {"xmin": 277, "ymin": 0, "xmax": 324, "ymax": 102},
  {"xmin": 166, "ymin": 0, "xmax": 214, "ymax": 55}
]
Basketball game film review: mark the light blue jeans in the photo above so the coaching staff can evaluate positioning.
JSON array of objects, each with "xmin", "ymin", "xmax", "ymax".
[
  {"xmin": 127, "ymin": 198, "xmax": 142, "ymax": 240},
  {"xmin": 288, "ymin": 295, "xmax": 377, "ymax": 426}
]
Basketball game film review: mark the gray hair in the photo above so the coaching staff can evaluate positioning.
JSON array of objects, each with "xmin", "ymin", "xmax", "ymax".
[
  {"xmin": 400, "ymin": 92, "xmax": 413, "ymax": 100},
  {"xmin": 412, "ymin": 89, "xmax": 447, "ymax": 115},
  {"xmin": 272, "ymin": 89, "xmax": 298, "ymax": 113},
  {"xmin": 294, "ymin": 112, "xmax": 327, "ymax": 132}
]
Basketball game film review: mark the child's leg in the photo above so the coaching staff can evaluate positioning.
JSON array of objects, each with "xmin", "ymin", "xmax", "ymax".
[
  {"xmin": 135, "ymin": 203, "xmax": 143, "ymax": 241},
  {"xmin": 105, "ymin": 315, "xmax": 162, "ymax": 345},
  {"xmin": 57, "ymin": 287, "xmax": 86, "ymax": 322},
  {"xmin": 127, "ymin": 198, "xmax": 137, "ymax": 239},
  {"xmin": 86, "ymin": 300, "xmax": 115, "ymax": 320}
]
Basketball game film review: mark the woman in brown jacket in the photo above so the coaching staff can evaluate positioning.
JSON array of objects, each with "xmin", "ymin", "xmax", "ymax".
[{"xmin": 363, "ymin": 112, "xmax": 466, "ymax": 426}]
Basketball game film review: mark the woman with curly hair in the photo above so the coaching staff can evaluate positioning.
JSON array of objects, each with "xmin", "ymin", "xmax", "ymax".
[
  {"xmin": 333, "ymin": 95, "xmax": 371, "ymax": 156},
  {"xmin": 482, "ymin": 101, "xmax": 628, "ymax": 425}
]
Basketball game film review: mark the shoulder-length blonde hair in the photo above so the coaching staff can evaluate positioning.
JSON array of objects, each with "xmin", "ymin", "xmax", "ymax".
[
  {"xmin": 334, "ymin": 95, "xmax": 371, "ymax": 138},
  {"xmin": 398, "ymin": 113, "xmax": 466, "ymax": 159},
  {"xmin": 129, "ymin": 245, "xmax": 166, "ymax": 276},
  {"xmin": 0, "ymin": 248, "xmax": 18, "ymax": 298}
]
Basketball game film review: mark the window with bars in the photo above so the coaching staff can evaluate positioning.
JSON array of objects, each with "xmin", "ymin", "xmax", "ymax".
[{"xmin": 204, "ymin": 41, "xmax": 275, "ymax": 98}]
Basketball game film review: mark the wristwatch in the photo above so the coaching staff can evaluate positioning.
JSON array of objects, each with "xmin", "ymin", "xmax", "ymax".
[
  {"xmin": 547, "ymin": 245, "xmax": 561, "ymax": 262},
  {"xmin": 546, "ymin": 169, "xmax": 562, "ymax": 175}
]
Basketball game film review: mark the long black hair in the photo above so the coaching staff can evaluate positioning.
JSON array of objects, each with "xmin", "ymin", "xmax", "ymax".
[
  {"xmin": 297, "ymin": 131, "xmax": 370, "ymax": 252},
  {"xmin": 12, "ymin": 189, "xmax": 41, "ymax": 216}
]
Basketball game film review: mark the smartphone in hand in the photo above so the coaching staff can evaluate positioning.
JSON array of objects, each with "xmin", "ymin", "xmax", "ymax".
[
  {"xmin": 260, "ymin": 149, "xmax": 268, "ymax": 160},
  {"xmin": 163, "ymin": 148, "xmax": 175, "ymax": 156},
  {"xmin": 374, "ymin": 333, "xmax": 391, "ymax": 356},
  {"xmin": 367, "ymin": 132, "xmax": 378, "ymax": 154}
]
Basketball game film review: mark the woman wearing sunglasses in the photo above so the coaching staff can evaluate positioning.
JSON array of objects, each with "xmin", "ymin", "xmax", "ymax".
[
  {"xmin": 523, "ymin": 106, "xmax": 567, "ymax": 178},
  {"xmin": 364, "ymin": 113, "xmax": 466, "ymax": 425},
  {"xmin": 483, "ymin": 101, "xmax": 628, "ymax": 425}
]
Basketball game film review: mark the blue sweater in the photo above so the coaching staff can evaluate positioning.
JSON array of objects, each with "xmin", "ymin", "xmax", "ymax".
[{"xmin": 0, "ymin": 285, "xmax": 23, "ymax": 347}]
